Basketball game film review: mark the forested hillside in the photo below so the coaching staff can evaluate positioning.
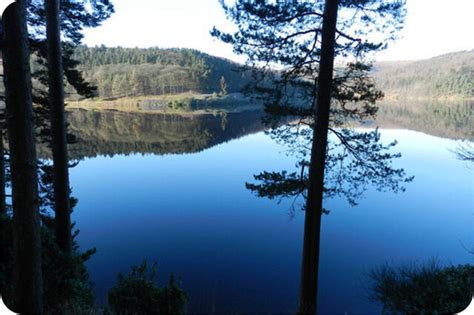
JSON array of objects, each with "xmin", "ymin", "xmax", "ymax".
[
  {"xmin": 373, "ymin": 50, "xmax": 474, "ymax": 99},
  {"xmin": 71, "ymin": 46, "xmax": 252, "ymax": 98},
  {"xmin": 70, "ymin": 46, "xmax": 473, "ymax": 100}
]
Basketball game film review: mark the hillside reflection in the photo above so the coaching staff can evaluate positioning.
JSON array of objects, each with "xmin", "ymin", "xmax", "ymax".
[
  {"xmin": 39, "ymin": 109, "xmax": 266, "ymax": 159},
  {"xmin": 373, "ymin": 99, "xmax": 473, "ymax": 140},
  {"xmin": 35, "ymin": 99, "xmax": 472, "ymax": 159}
]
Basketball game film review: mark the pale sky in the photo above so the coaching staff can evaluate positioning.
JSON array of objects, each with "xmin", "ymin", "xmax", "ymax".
[{"xmin": 83, "ymin": 0, "xmax": 474, "ymax": 62}]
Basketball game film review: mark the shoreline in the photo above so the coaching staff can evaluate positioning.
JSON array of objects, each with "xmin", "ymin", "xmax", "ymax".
[{"xmin": 66, "ymin": 92, "xmax": 264, "ymax": 115}]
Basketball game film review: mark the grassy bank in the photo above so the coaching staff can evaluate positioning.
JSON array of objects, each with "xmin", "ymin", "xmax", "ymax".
[{"xmin": 66, "ymin": 92, "xmax": 263, "ymax": 115}]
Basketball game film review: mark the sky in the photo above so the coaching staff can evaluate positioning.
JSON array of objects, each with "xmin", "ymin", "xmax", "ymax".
[{"xmin": 83, "ymin": 0, "xmax": 474, "ymax": 62}]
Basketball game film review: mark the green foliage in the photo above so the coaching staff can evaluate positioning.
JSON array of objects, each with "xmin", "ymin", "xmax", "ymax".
[
  {"xmin": 0, "ymin": 217, "xmax": 96, "ymax": 314},
  {"xmin": 212, "ymin": 0, "xmax": 405, "ymax": 68},
  {"xmin": 213, "ymin": 0, "xmax": 411, "ymax": 211},
  {"xmin": 373, "ymin": 50, "xmax": 474, "ymax": 99},
  {"xmin": 40, "ymin": 228, "xmax": 96, "ymax": 314},
  {"xmin": 167, "ymin": 98, "xmax": 194, "ymax": 112},
  {"xmin": 70, "ymin": 46, "xmax": 252, "ymax": 98},
  {"xmin": 24, "ymin": 0, "xmax": 115, "ymax": 167},
  {"xmin": 247, "ymin": 128, "xmax": 413, "ymax": 208},
  {"xmin": 27, "ymin": 0, "xmax": 115, "ymax": 100},
  {"xmin": 368, "ymin": 261, "xmax": 474, "ymax": 314},
  {"xmin": 108, "ymin": 261, "xmax": 187, "ymax": 315}
]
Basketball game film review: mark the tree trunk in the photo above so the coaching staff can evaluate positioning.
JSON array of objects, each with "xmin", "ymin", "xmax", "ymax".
[
  {"xmin": 298, "ymin": 0, "xmax": 339, "ymax": 314},
  {"xmin": 0, "ymin": 111, "xmax": 6, "ymax": 295},
  {"xmin": 0, "ymin": 68, "xmax": 6, "ymax": 229},
  {"xmin": 46, "ymin": 0, "xmax": 72, "ymax": 253},
  {"xmin": 0, "ymin": 112, "xmax": 6, "ymax": 261},
  {"xmin": 0, "ymin": 120, "xmax": 6, "ymax": 217},
  {"xmin": 2, "ymin": 2, "xmax": 43, "ymax": 313}
]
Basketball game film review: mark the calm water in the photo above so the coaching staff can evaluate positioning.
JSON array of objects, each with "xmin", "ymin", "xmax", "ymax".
[{"xmin": 65, "ymin": 107, "xmax": 473, "ymax": 314}]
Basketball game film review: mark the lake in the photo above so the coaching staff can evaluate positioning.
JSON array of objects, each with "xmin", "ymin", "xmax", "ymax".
[{"xmin": 63, "ymin": 101, "xmax": 473, "ymax": 314}]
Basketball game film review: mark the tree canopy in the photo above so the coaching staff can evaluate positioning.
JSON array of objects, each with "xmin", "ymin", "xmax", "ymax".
[
  {"xmin": 213, "ymin": 2, "xmax": 410, "ymax": 312},
  {"xmin": 68, "ymin": 46, "xmax": 252, "ymax": 98},
  {"xmin": 212, "ymin": 0, "xmax": 411, "ymax": 209}
]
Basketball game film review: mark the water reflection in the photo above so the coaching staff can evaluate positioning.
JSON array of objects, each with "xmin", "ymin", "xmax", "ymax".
[
  {"xmin": 368, "ymin": 260, "xmax": 473, "ymax": 314},
  {"xmin": 60, "ymin": 109, "xmax": 266, "ymax": 159},
  {"xmin": 453, "ymin": 141, "xmax": 474, "ymax": 162},
  {"xmin": 34, "ymin": 99, "xmax": 473, "ymax": 160},
  {"xmin": 69, "ymin": 128, "xmax": 473, "ymax": 314},
  {"xmin": 372, "ymin": 99, "xmax": 473, "ymax": 140},
  {"xmin": 26, "ymin": 101, "xmax": 474, "ymax": 313}
]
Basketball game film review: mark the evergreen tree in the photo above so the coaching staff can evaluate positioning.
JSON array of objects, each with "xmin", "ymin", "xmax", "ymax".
[
  {"xmin": 212, "ymin": 0, "xmax": 409, "ymax": 313},
  {"xmin": 45, "ymin": 0, "xmax": 72, "ymax": 254},
  {"xmin": 2, "ymin": 2, "xmax": 43, "ymax": 312},
  {"xmin": 70, "ymin": 46, "xmax": 250, "ymax": 97},
  {"xmin": 129, "ymin": 69, "xmax": 141, "ymax": 96},
  {"xmin": 26, "ymin": 0, "xmax": 114, "ymax": 254},
  {"xmin": 0, "ymin": 0, "xmax": 114, "ymax": 311}
]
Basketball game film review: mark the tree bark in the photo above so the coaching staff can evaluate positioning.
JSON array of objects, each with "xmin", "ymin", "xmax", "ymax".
[
  {"xmin": 0, "ymin": 69, "xmax": 6, "ymax": 236},
  {"xmin": 0, "ymin": 112, "xmax": 6, "ymax": 266},
  {"xmin": 2, "ymin": 2, "xmax": 43, "ymax": 313},
  {"xmin": 0, "ymin": 120, "xmax": 6, "ymax": 218},
  {"xmin": 298, "ymin": 0, "xmax": 339, "ymax": 314},
  {"xmin": 46, "ymin": 0, "xmax": 72, "ymax": 253},
  {"xmin": 0, "ymin": 110, "xmax": 6, "ymax": 298}
]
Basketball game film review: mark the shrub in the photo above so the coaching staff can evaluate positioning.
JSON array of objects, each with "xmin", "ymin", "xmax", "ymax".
[
  {"xmin": 167, "ymin": 98, "xmax": 193, "ymax": 111},
  {"xmin": 0, "ymin": 216, "xmax": 96, "ymax": 314},
  {"xmin": 368, "ymin": 260, "xmax": 473, "ymax": 314},
  {"xmin": 108, "ymin": 261, "xmax": 186, "ymax": 315},
  {"xmin": 41, "ymin": 227, "xmax": 96, "ymax": 314}
]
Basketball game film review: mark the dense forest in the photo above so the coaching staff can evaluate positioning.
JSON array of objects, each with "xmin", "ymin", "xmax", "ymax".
[
  {"xmin": 70, "ymin": 46, "xmax": 253, "ymax": 98},
  {"xmin": 373, "ymin": 50, "xmax": 474, "ymax": 99},
  {"xmin": 69, "ymin": 46, "xmax": 474, "ymax": 100}
]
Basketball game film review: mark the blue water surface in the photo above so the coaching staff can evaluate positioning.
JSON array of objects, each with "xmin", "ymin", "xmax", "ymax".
[{"xmin": 70, "ymin": 128, "xmax": 473, "ymax": 314}]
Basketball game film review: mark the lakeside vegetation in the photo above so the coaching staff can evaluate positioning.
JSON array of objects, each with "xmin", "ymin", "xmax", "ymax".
[{"xmin": 369, "ymin": 261, "xmax": 473, "ymax": 314}]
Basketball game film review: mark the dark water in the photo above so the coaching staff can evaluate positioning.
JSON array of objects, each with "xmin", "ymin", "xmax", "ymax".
[{"xmin": 65, "ymin": 106, "xmax": 473, "ymax": 314}]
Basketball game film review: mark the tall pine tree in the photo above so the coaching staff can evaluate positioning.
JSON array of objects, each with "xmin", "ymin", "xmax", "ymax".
[
  {"xmin": 45, "ymin": 0, "xmax": 72, "ymax": 253},
  {"xmin": 213, "ymin": 0, "xmax": 409, "ymax": 313},
  {"xmin": 2, "ymin": 2, "xmax": 43, "ymax": 312},
  {"xmin": 28, "ymin": 0, "xmax": 114, "ymax": 251}
]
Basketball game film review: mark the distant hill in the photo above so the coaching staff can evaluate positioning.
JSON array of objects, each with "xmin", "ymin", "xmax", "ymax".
[
  {"xmin": 373, "ymin": 50, "xmax": 474, "ymax": 99},
  {"xmin": 71, "ymin": 46, "xmax": 473, "ymax": 100},
  {"xmin": 71, "ymin": 45, "xmax": 253, "ymax": 99}
]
